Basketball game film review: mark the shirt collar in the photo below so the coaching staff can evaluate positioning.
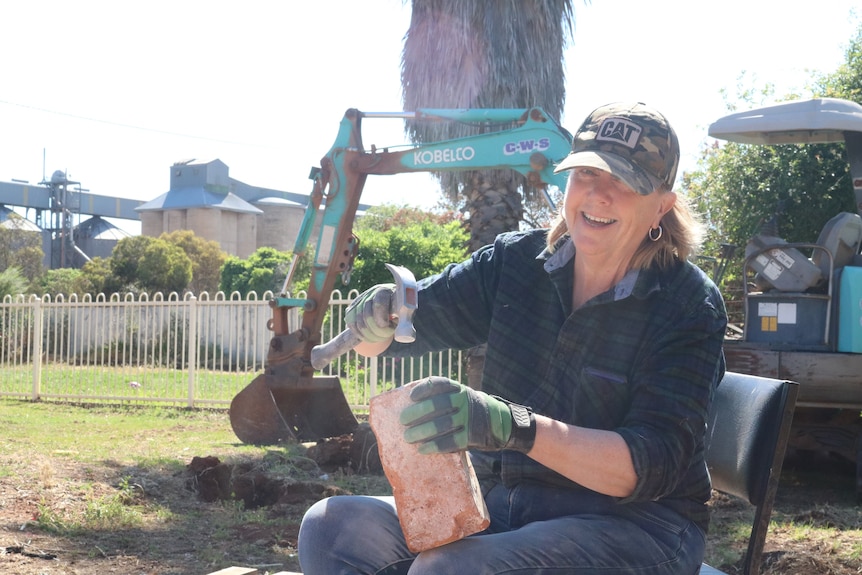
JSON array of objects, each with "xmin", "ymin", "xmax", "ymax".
[
  {"xmin": 539, "ymin": 235, "xmax": 661, "ymax": 302},
  {"xmin": 540, "ymin": 238, "xmax": 575, "ymax": 272}
]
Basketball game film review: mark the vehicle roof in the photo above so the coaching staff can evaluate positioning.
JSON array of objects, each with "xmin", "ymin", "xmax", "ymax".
[{"xmin": 708, "ymin": 98, "xmax": 862, "ymax": 145}]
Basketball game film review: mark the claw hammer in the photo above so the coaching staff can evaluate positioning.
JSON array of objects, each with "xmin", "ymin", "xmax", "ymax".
[{"xmin": 310, "ymin": 263, "xmax": 417, "ymax": 370}]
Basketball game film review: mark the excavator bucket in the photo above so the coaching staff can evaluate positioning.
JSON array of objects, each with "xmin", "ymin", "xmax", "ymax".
[
  {"xmin": 230, "ymin": 373, "xmax": 358, "ymax": 444},
  {"xmin": 228, "ymin": 287, "xmax": 362, "ymax": 445}
]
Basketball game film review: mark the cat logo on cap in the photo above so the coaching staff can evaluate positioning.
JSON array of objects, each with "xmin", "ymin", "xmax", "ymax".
[{"xmin": 596, "ymin": 118, "xmax": 642, "ymax": 149}]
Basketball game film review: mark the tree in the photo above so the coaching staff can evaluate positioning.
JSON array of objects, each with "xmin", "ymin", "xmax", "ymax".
[
  {"xmin": 110, "ymin": 235, "xmax": 154, "ymax": 290},
  {"xmin": 79, "ymin": 256, "xmax": 115, "ymax": 295},
  {"xmin": 219, "ymin": 246, "xmax": 294, "ymax": 296},
  {"xmin": 137, "ymin": 239, "xmax": 193, "ymax": 294},
  {"xmin": 160, "ymin": 230, "xmax": 227, "ymax": 294},
  {"xmin": 687, "ymin": 138, "xmax": 853, "ymax": 255},
  {"xmin": 105, "ymin": 231, "xmax": 226, "ymax": 295},
  {"xmin": 684, "ymin": 22, "xmax": 862, "ymax": 279},
  {"xmin": 0, "ymin": 267, "xmax": 29, "ymax": 300},
  {"xmin": 401, "ymin": 0, "xmax": 575, "ymax": 251},
  {"xmin": 813, "ymin": 23, "xmax": 862, "ymax": 101},
  {"xmin": 349, "ymin": 205, "xmax": 469, "ymax": 290},
  {"xmin": 40, "ymin": 268, "xmax": 91, "ymax": 298},
  {"xmin": 0, "ymin": 213, "xmax": 44, "ymax": 285}
]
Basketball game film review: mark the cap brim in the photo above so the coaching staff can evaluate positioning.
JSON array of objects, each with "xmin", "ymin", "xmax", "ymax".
[{"xmin": 553, "ymin": 150, "xmax": 659, "ymax": 195}]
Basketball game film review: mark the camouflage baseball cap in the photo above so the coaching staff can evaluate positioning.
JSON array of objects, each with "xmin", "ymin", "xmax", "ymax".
[{"xmin": 554, "ymin": 102, "xmax": 680, "ymax": 195}]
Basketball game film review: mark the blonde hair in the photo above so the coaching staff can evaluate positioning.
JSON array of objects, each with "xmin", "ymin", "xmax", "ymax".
[{"xmin": 545, "ymin": 187, "xmax": 704, "ymax": 270}]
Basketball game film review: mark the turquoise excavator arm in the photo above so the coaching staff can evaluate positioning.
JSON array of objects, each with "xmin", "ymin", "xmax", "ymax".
[{"xmin": 281, "ymin": 107, "xmax": 572, "ymax": 309}]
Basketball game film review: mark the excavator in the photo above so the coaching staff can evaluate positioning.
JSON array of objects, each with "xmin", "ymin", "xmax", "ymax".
[
  {"xmin": 229, "ymin": 107, "xmax": 573, "ymax": 445},
  {"xmin": 708, "ymin": 97, "xmax": 862, "ymax": 499}
]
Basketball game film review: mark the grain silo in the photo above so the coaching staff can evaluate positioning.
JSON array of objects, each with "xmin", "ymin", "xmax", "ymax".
[
  {"xmin": 253, "ymin": 196, "xmax": 313, "ymax": 252},
  {"xmin": 0, "ymin": 206, "xmax": 41, "ymax": 232},
  {"xmin": 136, "ymin": 159, "xmax": 262, "ymax": 257},
  {"xmin": 74, "ymin": 215, "xmax": 130, "ymax": 260}
]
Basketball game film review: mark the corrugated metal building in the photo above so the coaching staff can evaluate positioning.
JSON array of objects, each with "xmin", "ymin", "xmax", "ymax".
[{"xmin": 74, "ymin": 216, "xmax": 131, "ymax": 260}]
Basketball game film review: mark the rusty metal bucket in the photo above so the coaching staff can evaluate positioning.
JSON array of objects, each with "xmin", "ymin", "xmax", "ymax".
[{"xmin": 229, "ymin": 373, "xmax": 358, "ymax": 444}]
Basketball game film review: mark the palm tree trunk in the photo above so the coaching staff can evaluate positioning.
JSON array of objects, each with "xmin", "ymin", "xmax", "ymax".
[
  {"xmin": 463, "ymin": 170, "xmax": 523, "ymax": 252},
  {"xmin": 461, "ymin": 170, "xmax": 523, "ymax": 389},
  {"xmin": 400, "ymin": 0, "xmax": 576, "ymax": 390}
]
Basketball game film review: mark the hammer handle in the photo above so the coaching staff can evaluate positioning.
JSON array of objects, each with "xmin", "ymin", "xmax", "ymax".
[{"xmin": 309, "ymin": 327, "xmax": 363, "ymax": 370}]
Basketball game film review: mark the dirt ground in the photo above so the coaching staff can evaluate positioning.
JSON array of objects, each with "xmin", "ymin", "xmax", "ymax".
[
  {"xmin": 0, "ymin": 452, "xmax": 312, "ymax": 574},
  {"xmin": 0, "ymin": 426, "xmax": 383, "ymax": 575},
  {"xmin": 1, "ymin": 431, "xmax": 860, "ymax": 575}
]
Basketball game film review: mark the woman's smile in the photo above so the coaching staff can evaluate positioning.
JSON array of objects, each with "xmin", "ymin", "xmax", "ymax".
[{"xmin": 582, "ymin": 212, "xmax": 616, "ymax": 227}]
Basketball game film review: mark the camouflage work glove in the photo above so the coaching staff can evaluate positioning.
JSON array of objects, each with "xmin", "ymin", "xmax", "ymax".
[
  {"xmin": 399, "ymin": 377, "xmax": 536, "ymax": 455},
  {"xmin": 344, "ymin": 283, "xmax": 397, "ymax": 343}
]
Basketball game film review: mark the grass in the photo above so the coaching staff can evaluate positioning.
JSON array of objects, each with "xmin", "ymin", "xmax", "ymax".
[
  {"xmin": 0, "ymin": 400, "xmax": 245, "ymax": 460},
  {"xmin": 0, "ymin": 364, "xmax": 248, "ymax": 403},
  {"xmin": 1, "ymin": 399, "xmax": 860, "ymax": 575},
  {"xmin": 34, "ymin": 479, "xmax": 147, "ymax": 535},
  {"xmin": 0, "ymin": 363, "xmax": 377, "ymax": 408},
  {"xmin": 0, "ymin": 399, "xmax": 328, "ymax": 573}
]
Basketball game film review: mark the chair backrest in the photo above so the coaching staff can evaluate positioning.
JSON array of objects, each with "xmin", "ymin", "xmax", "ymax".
[{"xmin": 701, "ymin": 371, "xmax": 799, "ymax": 575}]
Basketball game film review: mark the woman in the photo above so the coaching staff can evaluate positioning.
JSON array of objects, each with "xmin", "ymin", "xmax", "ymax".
[{"xmin": 298, "ymin": 102, "xmax": 727, "ymax": 574}]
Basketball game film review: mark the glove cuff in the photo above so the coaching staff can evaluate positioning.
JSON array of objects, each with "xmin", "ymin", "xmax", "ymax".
[{"xmin": 503, "ymin": 401, "xmax": 536, "ymax": 454}]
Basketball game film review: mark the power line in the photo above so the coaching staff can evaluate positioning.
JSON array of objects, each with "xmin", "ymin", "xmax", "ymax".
[{"xmin": 0, "ymin": 98, "xmax": 276, "ymax": 149}]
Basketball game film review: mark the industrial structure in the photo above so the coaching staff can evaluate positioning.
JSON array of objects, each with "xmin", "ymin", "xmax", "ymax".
[
  {"xmin": 0, "ymin": 171, "xmax": 140, "ymax": 269},
  {"xmin": 136, "ymin": 158, "xmax": 321, "ymax": 258},
  {"xmin": 0, "ymin": 158, "xmax": 339, "ymax": 268}
]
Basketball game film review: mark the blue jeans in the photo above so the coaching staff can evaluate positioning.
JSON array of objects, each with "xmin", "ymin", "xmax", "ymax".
[{"xmin": 298, "ymin": 479, "xmax": 706, "ymax": 574}]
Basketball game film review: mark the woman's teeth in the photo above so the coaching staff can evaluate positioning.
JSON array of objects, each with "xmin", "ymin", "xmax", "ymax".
[{"xmin": 583, "ymin": 212, "xmax": 615, "ymax": 225}]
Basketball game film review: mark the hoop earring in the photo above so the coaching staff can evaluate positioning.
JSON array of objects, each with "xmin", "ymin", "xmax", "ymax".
[{"xmin": 649, "ymin": 225, "xmax": 663, "ymax": 242}]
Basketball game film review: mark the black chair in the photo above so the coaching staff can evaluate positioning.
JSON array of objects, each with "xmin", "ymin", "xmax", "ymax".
[{"xmin": 699, "ymin": 372, "xmax": 799, "ymax": 575}]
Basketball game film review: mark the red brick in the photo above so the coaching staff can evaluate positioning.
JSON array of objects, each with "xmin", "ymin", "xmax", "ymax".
[{"xmin": 369, "ymin": 381, "xmax": 490, "ymax": 552}]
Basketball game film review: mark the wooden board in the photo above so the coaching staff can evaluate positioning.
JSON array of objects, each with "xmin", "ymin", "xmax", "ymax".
[{"xmin": 724, "ymin": 344, "xmax": 862, "ymax": 408}]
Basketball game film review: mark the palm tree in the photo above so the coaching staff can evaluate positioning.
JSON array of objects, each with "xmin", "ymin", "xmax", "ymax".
[
  {"xmin": 401, "ymin": 0, "xmax": 575, "ymax": 250},
  {"xmin": 401, "ymin": 0, "xmax": 576, "ymax": 387}
]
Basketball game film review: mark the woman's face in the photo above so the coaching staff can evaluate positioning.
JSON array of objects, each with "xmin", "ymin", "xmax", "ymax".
[{"xmin": 563, "ymin": 166, "xmax": 676, "ymax": 265}]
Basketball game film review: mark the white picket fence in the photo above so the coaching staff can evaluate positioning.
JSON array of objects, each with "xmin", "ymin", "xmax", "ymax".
[{"xmin": 0, "ymin": 290, "xmax": 463, "ymax": 410}]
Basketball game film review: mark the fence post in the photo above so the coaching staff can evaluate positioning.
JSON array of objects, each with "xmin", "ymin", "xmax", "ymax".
[
  {"xmin": 369, "ymin": 355, "xmax": 379, "ymax": 398},
  {"xmin": 187, "ymin": 295, "xmax": 198, "ymax": 408},
  {"xmin": 31, "ymin": 296, "xmax": 43, "ymax": 400}
]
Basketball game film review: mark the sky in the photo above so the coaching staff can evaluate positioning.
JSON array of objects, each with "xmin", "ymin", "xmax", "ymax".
[{"xmin": 1, "ymin": 0, "xmax": 859, "ymax": 235}]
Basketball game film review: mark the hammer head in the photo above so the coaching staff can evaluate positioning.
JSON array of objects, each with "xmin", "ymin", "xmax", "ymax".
[{"xmin": 384, "ymin": 263, "xmax": 418, "ymax": 343}]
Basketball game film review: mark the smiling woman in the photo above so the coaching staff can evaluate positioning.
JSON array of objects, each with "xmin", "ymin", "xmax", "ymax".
[{"xmin": 297, "ymin": 100, "xmax": 728, "ymax": 575}]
